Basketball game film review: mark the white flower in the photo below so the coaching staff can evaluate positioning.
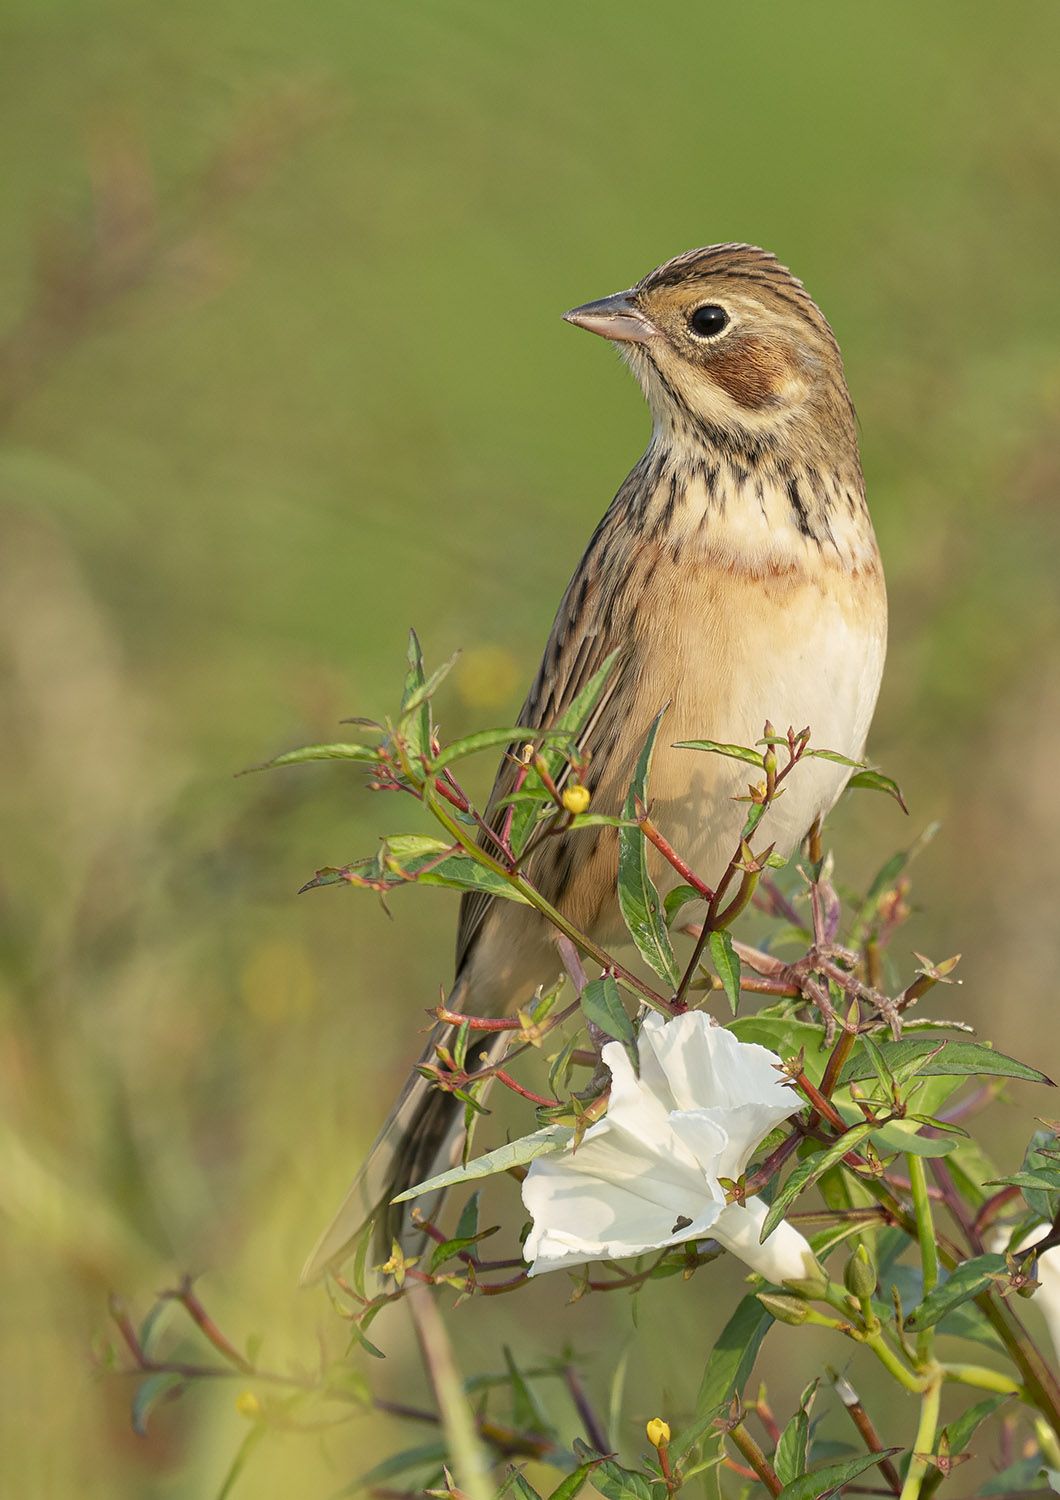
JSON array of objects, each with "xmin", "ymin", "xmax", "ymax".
[{"xmin": 522, "ymin": 1010, "xmax": 816, "ymax": 1283}]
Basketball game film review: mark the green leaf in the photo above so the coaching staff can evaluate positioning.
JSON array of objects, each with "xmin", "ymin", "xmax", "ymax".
[
  {"xmin": 548, "ymin": 1030, "xmax": 584, "ymax": 1095},
  {"xmin": 353, "ymin": 1440, "xmax": 449, "ymax": 1491},
  {"xmin": 774, "ymin": 1408, "xmax": 809, "ymax": 1487},
  {"xmin": 131, "ymin": 1371, "xmax": 183, "ymax": 1436},
  {"xmin": 454, "ymin": 1192, "xmax": 480, "ymax": 1242},
  {"xmin": 507, "ymin": 1475, "xmax": 546, "ymax": 1500},
  {"xmin": 589, "ymin": 1461, "xmax": 656, "ymax": 1500},
  {"xmin": 1013, "ymin": 1129, "xmax": 1060, "ymax": 1220},
  {"xmin": 367, "ymin": 834, "xmax": 532, "ymax": 904},
  {"xmin": 350, "ymin": 1218, "xmax": 374, "ymax": 1300},
  {"xmin": 399, "ymin": 652, "xmax": 458, "ymax": 719},
  {"xmin": 507, "ymin": 649, "xmax": 621, "ymax": 858},
  {"xmin": 503, "ymin": 1346, "xmax": 553, "ymax": 1438},
  {"xmin": 804, "ymin": 747, "xmax": 868, "ymax": 769},
  {"xmin": 427, "ymin": 1226, "xmax": 497, "ymax": 1275},
  {"xmin": 761, "ymin": 1122, "xmax": 877, "ymax": 1240},
  {"xmin": 618, "ymin": 711, "xmax": 680, "ymax": 988},
  {"xmin": 903, "ymin": 1253, "xmax": 1009, "ymax": 1331},
  {"xmin": 580, "ymin": 975, "xmax": 636, "ymax": 1051},
  {"xmin": 708, "ymin": 930, "xmax": 741, "ymax": 1016},
  {"xmin": 347, "ymin": 1315, "xmax": 386, "ymax": 1360},
  {"xmin": 431, "ymin": 726, "xmax": 573, "ymax": 772},
  {"xmin": 391, "ymin": 1125, "xmax": 574, "ymax": 1202},
  {"xmin": 775, "ymin": 1449, "xmax": 902, "ymax": 1500},
  {"xmin": 846, "ymin": 767, "xmax": 908, "ymax": 813},
  {"xmin": 566, "ymin": 813, "xmax": 630, "ymax": 829},
  {"xmin": 670, "ymin": 1296, "xmax": 774, "ymax": 1463},
  {"xmin": 664, "ymin": 884, "xmax": 703, "ymax": 925},
  {"xmin": 838, "ymin": 1038, "xmax": 1052, "ymax": 1087},
  {"xmin": 940, "ymin": 1393, "xmax": 1009, "ymax": 1460},
  {"xmin": 546, "ymin": 1461, "xmax": 602, "ymax": 1500},
  {"xmin": 400, "ymin": 628, "xmax": 432, "ymax": 760},
  {"xmin": 674, "ymin": 739, "xmax": 764, "ymax": 768},
  {"xmin": 987, "ymin": 1170, "xmax": 1060, "ymax": 1194},
  {"xmin": 882, "ymin": 1263, "xmax": 1005, "ymax": 1351},
  {"xmin": 832, "ymin": 1102, "xmax": 957, "ymax": 1158},
  {"xmin": 245, "ymin": 741, "xmax": 380, "ymax": 773},
  {"xmin": 859, "ymin": 1033, "xmax": 894, "ymax": 1094}
]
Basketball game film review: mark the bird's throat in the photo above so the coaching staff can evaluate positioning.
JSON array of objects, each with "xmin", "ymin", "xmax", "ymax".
[{"xmin": 625, "ymin": 443, "xmax": 879, "ymax": 578}]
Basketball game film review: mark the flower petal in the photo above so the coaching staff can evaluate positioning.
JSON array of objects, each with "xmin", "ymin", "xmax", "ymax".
[
  {"xmin": 522, "ymin": 1131, "xmax": 724, "ymax": 1273},
  {"xmin": 710, "ymin": 1195, "xmax": 817, "ymax": 1283}
]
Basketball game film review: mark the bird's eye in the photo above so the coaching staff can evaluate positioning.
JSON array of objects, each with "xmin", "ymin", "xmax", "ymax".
[{"xmin": 688, "ymin": 304, "xmax": 730, "ymax": 339}]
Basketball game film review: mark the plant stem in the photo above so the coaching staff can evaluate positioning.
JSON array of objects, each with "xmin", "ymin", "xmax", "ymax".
[
  {"xmin": 898, "ymin": 1373, "xmax": 941, "ymax": 1500},
  {"xmin": 907, "ymin": 1154, "xmax": 939, "ymax": 1366},
  {"xmin": 728, "ymin": 1422, "xmax": 782, "ymax": 1496},
  {"xmin": 940, "ymin": 1363, "xmax": 1022, "ymax": 1396}
]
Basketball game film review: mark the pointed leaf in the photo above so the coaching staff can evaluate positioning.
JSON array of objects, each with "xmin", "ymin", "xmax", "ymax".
[
  {"xmin": 674, "ymin": 739, "xmax": 764, "ymax": 768},
  {"xmin": 838, "ymin": 1039, "xmax": 1052, "ymax": 1087},
  {"xmin": 506, "ymin": 1475, "xmax": 545, "ymax": 1500},
  {"xmin": 245, "ymin": 741, "xmax": 380, "ymax": 773},
  {"xmin": 432, "ymin": 727, "xmax": 574, "ymax": 772},
  {"xmin": 503, "ymin": 1346, "xmax": 552, "ymax": 1436},
  {"xmin": 670, "ymin": 1296, "xmax": 775, "ymax": 1462},
  {"xmin": 664, "ymin": 884, "xmax": 702, "ymax": 925},
  {"xmin": 761, "ymin": 1123, "xmax": 877, "ymax": 1240},
  {"xmin": 774, "ymin": 1406, "xmax": 809, "ymax": 1487},
  {"xmin": 355, "ymin": 1441, "xmax": 449, "ymax": 1491},
  {"xmin": 804, "ymin": 748, "xmax": 867, "ymax": 769},
  {"xmin": 708, "ymin": 930, "xmax": 741, "ymax": 1015},
  {"xmin": 940, "ymin": 1393, "xmax": 1009, "ymax": 1459},
  {"xmin": 618, "ymin": 711, "xmax": 680, "ymax": 988},
  {"xmin": 131, "ymin": 1371, "xmax": 183, "ymax": 1436},
  {"xmin": 590, "ymin": 1461, "xmax": 654, "ymax": 1500},
  {"xmin": 546, "ymin": 1461, "xmax": 601, "ymax": 1500},
  {"xmin": 392, "ymin": 1126, "xmax": 574, "ymax": 1202},
  {"xmin": 903, "ymin": 1254, "xmax": 1009, "ymax": 1331},
  {"xmin": 401, "ymin": 629, "xmax": 431, "ymax": 760},
  {"xmin": 846, "ymin": 768, "xmax": 909, "ymax": 813},
  {"xmin": 400, "ymin": 652, "xmax": 458, "ymax": 719},
  {"xmin": 776, "ymin": 1449, "xmax": 902, "ymax": 1500},
  {"xmin": 580, "ymin": 975, "xmax": 636, "ymax": 1050}
]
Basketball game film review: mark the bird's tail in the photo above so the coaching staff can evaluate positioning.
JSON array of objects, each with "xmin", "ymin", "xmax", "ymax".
[{"xmin": 299, "ymin": 1012, "xmax": 509, "ymax": 1285}]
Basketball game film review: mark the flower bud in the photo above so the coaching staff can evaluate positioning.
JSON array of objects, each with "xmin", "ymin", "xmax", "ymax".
[
  {"xmin": 236, "ymin": 1391, "xmax": 262, "ymax": 1419},
  {"xmin": 756, "ymin": 1292, "xmax": 810, "ymax": 1325},
  {"xmin": 562, "ymin": 784, "xmax": 591, "ymax": 815},
  {"xmin": 843, "ymin": 1243, "xmax": 877, "ymax": 1300},
  {"xmin": 646, "ymin": 1418, "xmax": 671, "ymax": 1448}
]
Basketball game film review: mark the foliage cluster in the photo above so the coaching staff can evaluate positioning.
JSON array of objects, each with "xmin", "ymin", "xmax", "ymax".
[{"xmin": 106, "ymin": 641, "xmax": 1060, "ymax": 1500}]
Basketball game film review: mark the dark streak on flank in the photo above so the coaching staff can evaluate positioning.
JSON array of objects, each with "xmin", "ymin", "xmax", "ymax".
[{"xmin": 786, "ymin": 475, "xmax": 814, "ymax": 539}]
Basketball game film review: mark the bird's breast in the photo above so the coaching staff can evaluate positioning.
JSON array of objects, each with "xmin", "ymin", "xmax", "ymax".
[{"xmin": 597, "ymin": 512, "xmax": 886, "ymax": 908}]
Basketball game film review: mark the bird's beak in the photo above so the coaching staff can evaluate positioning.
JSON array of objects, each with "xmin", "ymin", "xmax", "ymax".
[{"xmin": 563, "ymin": 290, "xmax": 659, "ymax": 344}]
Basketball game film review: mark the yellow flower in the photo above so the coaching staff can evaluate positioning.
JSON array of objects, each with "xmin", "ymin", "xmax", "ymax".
[
  {"xmin": 562, "ymin": 784, "xmax": 591, "ymax": 815},
  {"xmin": 646, "ymin": 1418, "xmax": 671, "ymax": 1448},
  {"xmin": 236, "ymin": 1391, "xmax": 262, "ymax": 1419}
]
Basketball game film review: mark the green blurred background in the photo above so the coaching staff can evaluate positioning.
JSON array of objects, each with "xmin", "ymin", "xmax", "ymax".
[{"xmin": 3, "ymin": 1, "xmax": 1060, "ymax": 1494}]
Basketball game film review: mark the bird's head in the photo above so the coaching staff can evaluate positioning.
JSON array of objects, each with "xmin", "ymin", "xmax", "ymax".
[{"xmin": 564, "ymin": 244, "xmax": 856, "ymax": 464}]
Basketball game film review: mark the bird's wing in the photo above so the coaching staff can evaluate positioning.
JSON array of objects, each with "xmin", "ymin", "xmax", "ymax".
[{"xmin": 453, "ymin": 572, "xmax": 629, "ymax": 976}]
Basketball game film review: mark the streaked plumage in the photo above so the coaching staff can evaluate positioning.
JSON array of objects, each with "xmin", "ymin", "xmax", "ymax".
[{"xmin": 302, "ymin": 244, "xmax": 887, "ymax": 1283}]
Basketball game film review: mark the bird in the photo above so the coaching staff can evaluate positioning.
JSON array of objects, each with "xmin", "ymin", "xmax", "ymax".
[{"xmin": 301, "ymin": 243, "xmax": 887, "ymax": 1284}]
